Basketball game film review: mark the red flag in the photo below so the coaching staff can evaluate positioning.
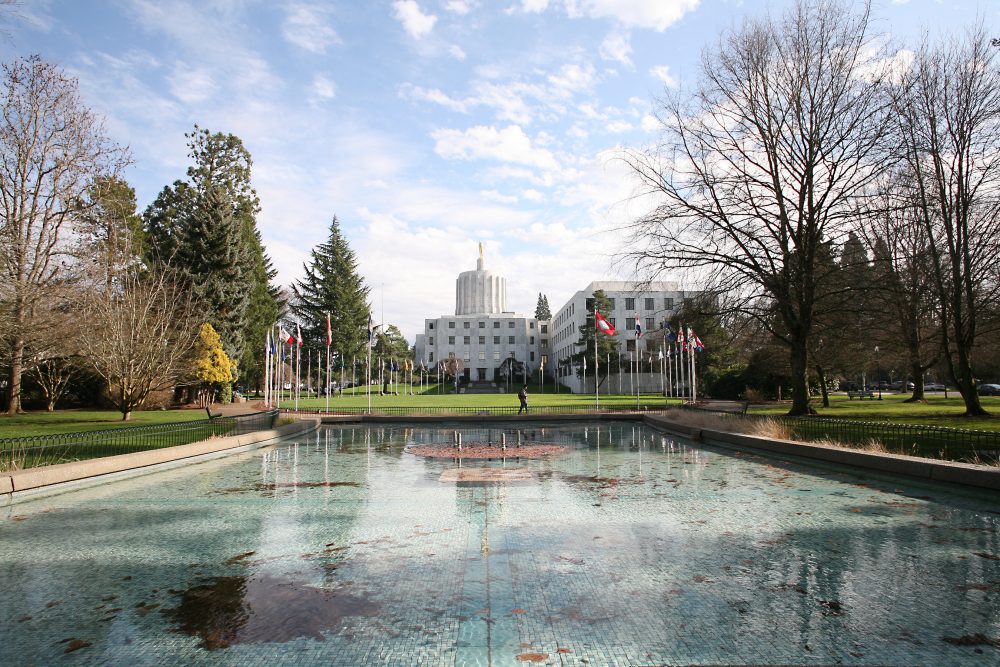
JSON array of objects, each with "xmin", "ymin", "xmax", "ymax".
[
  {"xmin": 296, "ymin": 323, "xmax": 303, "ymax": 347},
  {"xmin": 595, "ymin": 310, "xmax": 616, "ymax": 336},
  {"xmin": 326, "ymin": 312, "xmax": 332, "ymax": 347},
  {"xmin": 281, "ymin": 328, "xmax": 294, "ymax": 345}
]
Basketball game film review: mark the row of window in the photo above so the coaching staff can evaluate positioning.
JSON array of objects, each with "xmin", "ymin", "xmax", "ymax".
[
  {"xmin": 427, "ymin": 351, "xmax": 537, "ymax": 363},
  {"xmin": 428, "ymin": 320, "xmax": 538, "ymax": 331},
  {"xmin": 430, "ymin": 335, "xmax": 539, "ymax": 346},
  {"xmin": 584, "ymin": 297, "xmax": 676, "ymax": 312}
]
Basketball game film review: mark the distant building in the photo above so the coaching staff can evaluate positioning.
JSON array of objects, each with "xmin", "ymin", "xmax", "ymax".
[
  {"xmin": 414, "ymin": 246, "xmax": 549, "ymax": 384},
  {"xmin": 550, "ymin": 281, "xmax": 700, "ymax": 391}
]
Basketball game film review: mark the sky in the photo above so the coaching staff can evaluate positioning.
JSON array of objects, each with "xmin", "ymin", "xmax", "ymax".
[{"xmin": 2, "ymin": 0, "xmax": 997, "ymax": 342}]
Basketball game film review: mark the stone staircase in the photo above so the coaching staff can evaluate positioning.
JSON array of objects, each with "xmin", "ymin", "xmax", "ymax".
[{"xmin": 461, "ymin": 380, "xmax": 504, "ymax": 394}]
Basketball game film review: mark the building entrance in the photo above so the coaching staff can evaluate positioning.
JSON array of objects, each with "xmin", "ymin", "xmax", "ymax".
[{"xmin": 477, "ymin": 368, "xmax": 487, "ymax": 380}]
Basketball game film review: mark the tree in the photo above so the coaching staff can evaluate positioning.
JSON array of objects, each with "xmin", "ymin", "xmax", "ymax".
[
  {"xmin": 534, "ymin": 293, "xmax": 551, "ymax": 320},
  {"xmin": 569, "ymin": 290, "xmax": 620, "ymax": 385},
  {"xmin": 892, "ymin": 29, "xmax": 1000, "ymax": 416},
  {"xmin": 621, "ymin": 1, "xmax": 890, "ymax": 415},
  {"xmin": 74, "ymin": 176, "xmax": 144, "ymax": 289},
  {"xmin": 291, "ymin": 216, "xmax": 370, "ymax": 364},
  {"xmin": 191, "ymin": 322, "xmax": 235, "ymax": 405},
  {"xmin": 81, "ymin": 266, "xmax": 199, "ymax": 421},
  {"xmin": 143, "ymin": 126, "xmax": 276, "ymax": 368},
  {"xmin": 0, "ymin": 56, "xmax": 128, "ymax": 413}
]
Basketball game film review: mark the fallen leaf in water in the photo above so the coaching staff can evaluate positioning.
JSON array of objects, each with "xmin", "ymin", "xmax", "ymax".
[
  {"xmin": 63, "ymin": 639, "xmax": 91, "ymax": 653},
  {"xmin": 511, "ymin": 608, "xmax": 526, "ymax": 614},
  {"xmin": 973, "ymin": 552, "xmax": 1000, "ymax": 561},
  {"xmin": 516, "ymin": 653, "xmax": 548, "ymax": 662}
]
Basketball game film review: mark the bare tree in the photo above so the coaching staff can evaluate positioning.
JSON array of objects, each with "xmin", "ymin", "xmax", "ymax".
[
  {"xmin": 893, "ymin": 29, "xmax": 1000, "ymax": 416},
  {"xmin": 620, "ymin": 0, "xmax": 890, "ymax": 415},
  {"xmin": 0, "ymin": 56, "xmax": 128, "ymax": 413},
  {"xmin": 80, "ymin": 266, "xmax": 198, "ymax": 421}
]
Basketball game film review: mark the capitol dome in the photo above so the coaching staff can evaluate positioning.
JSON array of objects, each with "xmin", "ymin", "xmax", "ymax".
[{"xmin": 455, "ymin": 243, "xmax": 507, "ymax": 315}]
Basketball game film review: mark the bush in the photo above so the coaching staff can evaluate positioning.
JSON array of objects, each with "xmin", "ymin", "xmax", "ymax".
[{"xmin": 219, "ymin": 383, "xmax": 233, "ymax": 404}]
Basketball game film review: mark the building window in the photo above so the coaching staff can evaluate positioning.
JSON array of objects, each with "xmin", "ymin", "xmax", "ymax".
[
  {"xmin": 541, "ymin": 324, "xmax": 548, "ymax": 333},
  {"xmin": 479, "ymin": 336, "xmax": 485, "ymax": 344},
  {"xmin": 645, "ymin": 298, "xmax": 654, "ymax": 310},
  {"xmin": 494, "ymin": 321, "xmax": 500, "ymax": 328},
  {"xmin": 530, "ymin": 336, "xmax": 534, "ymax": 344},
  {"xmin": 530, "ymin": 322, "xmax": 535, "ymax": 329},
  {"xmin": 464, "ymin": 321, "xmax": 470, "ymax": 329},
  {"xmin": 493, "ymin": 336, "xmax": 500, "ymax": 344},
  {"xmin": 448, "ymin": 336, "xmax": 455, "ymax": 345},
  {"xmin": 429, "ymin": 337, "xmax": 434, "ymax": 345},
  {"xmin": 609, "ymin": 298, "xmax": 615, "ymax": 309},
  {"xmin": 665, "ymin": 297, "xmax": 674, "ymax": 309},
  {"xmin": 428, "ymin": 322, "xmax": 434, "ymax": 330},
  {"xmin": 463, "ymin": 336, "xmax": 470, "ymax": 344},
  {"xmin": 463, "ymin": 352, "xmax": 471, "ymax": 362},
  {"xmin": 542, "ymin": 355, "xmax": 548, "ymax": 365},
  {"xmin": 479, "ymin": 351, "xmax": 485, "ymax": 360},
  {"xmin": 494, "ymin": 351, "xmax": 500, "ymax": 360},
  {"xmin": 542, "ymin": 340, "xmax": 548, "ymax": 349},
  {"xmin": 479, "ymin": 321, "xmax": 485, "ymax": 328},
  {"xmin": 625, "ymin": 297, "xmax": 635, "ymax": 310},
  {"xmin": 646, "ymin": 318, "xmax": 654, "ymax": 332},
  {"xmin": 508, "ymin": 336, "xmax": 515, "ymax": 344},
  {"xmin": 626, "ymin": 319, "xmax": 635, "ymax": 330},
  {"xmin": 508, "ymin": 321, "xmax": 515, "ymax": 328},
  {"xmin": 626, "ymin": 340, "xmax": 635, "ymax": 352},
  {"xmin": 585, "ymin": 297, "xmax": 594, "ymax": 310},
  {"xmin": 428, "ymin": 352, "xmax": 434, "ymax": 362},
  {"xmin": 449, "ymin": 321, "xmax": 455, "ymax": 328},
  {"xmin": 610, "ymin": 318, "xmax": 616, "ymax": 327}
]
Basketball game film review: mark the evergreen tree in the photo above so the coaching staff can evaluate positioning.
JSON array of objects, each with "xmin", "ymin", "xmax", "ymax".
[
  {"xmin": 569, "ymin": 290, "xmax": 620, "ymax": 382},
  {"xmin": 143, "ymin": 126, "xmax": 278, "ymax": 371},
  {"xmin": 535, "ymin": 293, "xmax": 552, "ymax": 320},
  {"xmin": 291, "ymin": 216, "xmax": 370, "ymax": 364},
  {"xmin": 74, "ymin": 176, "xmax": 145, "ymax": 288},
  {"xmin": 192, "ymin": 322, "xmax": 235, "ymax": 404}
]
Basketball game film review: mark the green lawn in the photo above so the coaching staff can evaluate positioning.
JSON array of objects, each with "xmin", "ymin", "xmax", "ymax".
[
  {"xmin": 749, "ymin": 392, "xmax": 1000, "ymax": 431},
  {"xmin": 0, "ymin": 408, "xmax": 213, "ymax": 439}
]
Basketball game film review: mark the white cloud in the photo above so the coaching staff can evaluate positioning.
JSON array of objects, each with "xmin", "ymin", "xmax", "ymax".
[
  {"xmin": 522, "ymin": 188, "xmax": 545, "ymax": 202},
  {"xmin": 521, "ymin": 0, "xmax": 551, "ymax": 12},
  {"xmin": 599, "ymin": 30, "xmax": 632, "ymax": 67},
  {"xmin": 283, "ymin": 3, "xmax": 341, "ymax": 53},
  {"xmin": 311, "ymin": 74, "xmax": 336, "ymax": 99},
  {"xmin": 562, "ymin": 0, "xmax": 700, "ymax": 31},
  {"xmin": 167, "ymin": 62, "xmax": 215, "ymax": 102},
  {"xmin": 449, "ymin": 44, "xmax": 467, "ymax": 60},
  {"xmin": 399, "ymin": 83, "xmax": 470, "ymax": 112},
  {"xmin": 432, "ymin": 125, "xmax": 560, "ymax": 171},
  {"xmin": 605, "ymin": 120, "xmax": 633, "ymax": 133},
  {"xmin": 481, "ymin": 189, "xmax": 519, "ymax": 204},
  {"xmin": 393, "ymin": 0, "xmax": 438, "ymax": 39},
  {"xmin": 641, "ymin": 113, "xmax": 660, "ymax": 132},
  {"xmin": 548, "ymin": 62, "xmax": 597, "ymax": 95},
  {"xmin": 649, "ymin": 64, "xmax": 678, "ymax": 87},
  {"xmin": 444, "ymin": 0, "xmax": 474, "ymax": 14}
]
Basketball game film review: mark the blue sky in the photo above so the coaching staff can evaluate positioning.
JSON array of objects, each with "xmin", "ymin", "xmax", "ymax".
[{"xmin": 3, "ymin": 0, "xmax": 997, "ymax": 341}]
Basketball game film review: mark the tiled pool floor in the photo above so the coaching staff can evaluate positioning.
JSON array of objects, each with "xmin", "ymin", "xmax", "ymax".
[{"xmin": 1, "ymin": 422, "xmax": 999, "ymax": 666}]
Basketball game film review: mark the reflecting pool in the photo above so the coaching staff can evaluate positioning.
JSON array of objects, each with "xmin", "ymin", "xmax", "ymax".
[{"xmin": 2, "ymin": 421, "xmax": 999, "ymax": 666}]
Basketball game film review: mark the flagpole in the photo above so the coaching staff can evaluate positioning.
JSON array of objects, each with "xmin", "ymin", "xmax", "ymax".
[
  {"xmin": 636, "ymin": 336, "xmax": 640, "ymax": 411},
  {"xmin": 594, "ymin": 304, "xmax": 599, "ymax": 409}
]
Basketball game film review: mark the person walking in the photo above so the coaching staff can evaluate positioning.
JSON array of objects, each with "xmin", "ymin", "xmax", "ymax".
[{"xmin": 518, "ymin": 384, "xmax": 529, "ymax": 414}]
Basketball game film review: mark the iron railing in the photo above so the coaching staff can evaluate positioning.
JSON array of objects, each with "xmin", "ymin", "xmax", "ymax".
[
  {"xmin": 0, "ymin": 409, "xmax": 279, "ymax": 472},
  {"xmin": 285, "ymin": 404, "xmax": 670, "ymax": 417},
  {"xmin": 684, "ymin": 406, "xmax": 1000, "ymax": 463}
]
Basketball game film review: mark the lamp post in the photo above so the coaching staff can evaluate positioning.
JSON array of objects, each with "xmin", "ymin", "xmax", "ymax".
[{"xmin": 875, "ymin": 345, "xmax": 882, "ymax": 400}]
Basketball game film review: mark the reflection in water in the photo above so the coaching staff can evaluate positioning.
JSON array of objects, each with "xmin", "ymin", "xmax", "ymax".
[{"xmin": 0, "ymin": 421, "xmax": 999, "ymax": 666}]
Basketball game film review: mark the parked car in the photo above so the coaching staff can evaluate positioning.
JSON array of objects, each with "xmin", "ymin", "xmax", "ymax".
[
  {"xmin": 924, "ymin": 382, "xmax": 946, "ymax": 391},
  {"xmin": 978, "ymin": 383, "xmax": 1000, "ymax": 396},
  {"xmin": 891, "ymin": 380, "xmax": 915, "ymax": 391}
]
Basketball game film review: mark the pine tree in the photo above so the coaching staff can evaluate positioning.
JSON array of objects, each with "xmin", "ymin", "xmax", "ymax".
[
  {"xmin": 570, "ymin": 290, "xmax": 620, "ymax": 381},
  {"xmin": 535, "ymin": 293, "xmax": 552, "ymax": 320},
  {"xmin": 291, "ymin": 216, "xmax": 370, "ymax": 364}
]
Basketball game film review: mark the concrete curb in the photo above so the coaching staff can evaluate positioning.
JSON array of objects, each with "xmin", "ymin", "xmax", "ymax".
[
  {"xmin": 2, "ymin": 418, "xmax": 319, "ymax": 498},
  {"xmin": 644, "ymin": 415, "xmax": 1000, "ymax": 492},
  {"xmin": 318, "ymin": 413, "xmax": 647, "ymax": 424}
]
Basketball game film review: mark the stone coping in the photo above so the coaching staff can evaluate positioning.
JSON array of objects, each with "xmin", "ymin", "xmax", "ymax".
[
  {"xmin": 318, "ymin": 413, "xmax": 646, "ymax": 424},
  {"xmin": 2, "ymin": 418, "xmax": 319, "ymax": 499},
  {"xmin": 643, "ymin": 414, "xmax": 1000, "ymax": 492}
]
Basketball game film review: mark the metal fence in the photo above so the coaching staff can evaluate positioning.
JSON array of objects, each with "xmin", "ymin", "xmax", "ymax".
[
  {"xmin": 0, "ymin": 409, "xmax": 279, "ymax": 472},
  {"xmin": 285, "ymin": 404, "xmax": 669, "ymax": 417},
  {"xmin": 685, "ymin": 406, "xmax": 1000, "ymax": 463}
]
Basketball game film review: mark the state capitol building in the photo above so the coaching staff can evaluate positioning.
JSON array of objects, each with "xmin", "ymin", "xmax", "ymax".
[{"xmin": 414, "ymin": 246, "xmax": 698, "ymax": 391}]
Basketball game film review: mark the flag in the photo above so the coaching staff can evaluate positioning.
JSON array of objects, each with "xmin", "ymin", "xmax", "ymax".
[
  {"xmin": 678, "ymin": 327, "xmax": 687, "ymax": 351},
  {"xmin": 663, "ymin": 321, "xmax": 677, "ymax": 343},
  {"xmin": 268, "ymin": 330, "xmax": 275, "ymax": 356},
  {"xmin": 296, "ymin": 323, "xmax": 303, "ymax": 347},
  {"xmin": 634, "ymin": 313, "xmax": 643, "ymax": 338},
  {"xmin": 595, "ymin": 310, "xmax": 616, "ymax": 336},
  {"xmin": 368, "ymin": 315, "xmax": 373, "ymax": 344},
  {"xmin": 280, "ymin": 328, "xmax": 294, "ymax": 345},
  {"xmin": 658, "ymin": 349, "xmax": 664, "ymax": 360},
  {"xmin": 326, "ymin": 312, "xmax": 332, "ymax": 347},
  {"xmin": 691, "ymin": 328, "xmax": 705, "ymax": 352}
]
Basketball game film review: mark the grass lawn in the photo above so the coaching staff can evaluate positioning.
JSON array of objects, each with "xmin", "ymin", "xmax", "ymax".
[
  {"xmin": 277, "ymin": 382, "xmax": 680, "ymax": 411},
  {"xmin": 749, "ymin": 392, "xmax": 1000, "ymax": 431},
  {"xmin": 0, "ymin": 408, "xmax": 213, "ymax": 439}
]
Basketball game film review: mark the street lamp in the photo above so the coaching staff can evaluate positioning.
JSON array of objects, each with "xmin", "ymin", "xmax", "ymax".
[{"xmin": 875, "ymin": 345, "xmax": 882, "ymax": 400}]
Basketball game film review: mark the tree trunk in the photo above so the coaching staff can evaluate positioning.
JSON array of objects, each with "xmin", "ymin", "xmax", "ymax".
[
  {"xmin": 815, "ymin": 364, "xmax": 830, "ymax": 408},
  {"xmin": 904, "ymin": 359, "xmax": 926, "ymax": 403},
  {"xmin": 953, "ymin": 346, "xmax": 987, "ymax": 417},
  {"xmin": 122, "ymin": 410, "xmax": 131, "ymax": 422},
  {"xmin": 6, "ymin": 334, "xmax": 24, "ymax": 414},
  {"xmin": 788, "ymin": 340, "xmax": 813, "ymax": 416}
]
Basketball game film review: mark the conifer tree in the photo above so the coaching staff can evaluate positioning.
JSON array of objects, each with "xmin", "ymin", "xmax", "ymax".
[
  {"xmin": 535, "ymin": 293, "xmax": 552, "ymax": 320},
  {"xmin": 569, "ymin": 290, "xmax": 620, "ymax": 382},
  {"xmin": 291, "ymin": 216, "xmax": 370, "ymax": 364}
]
